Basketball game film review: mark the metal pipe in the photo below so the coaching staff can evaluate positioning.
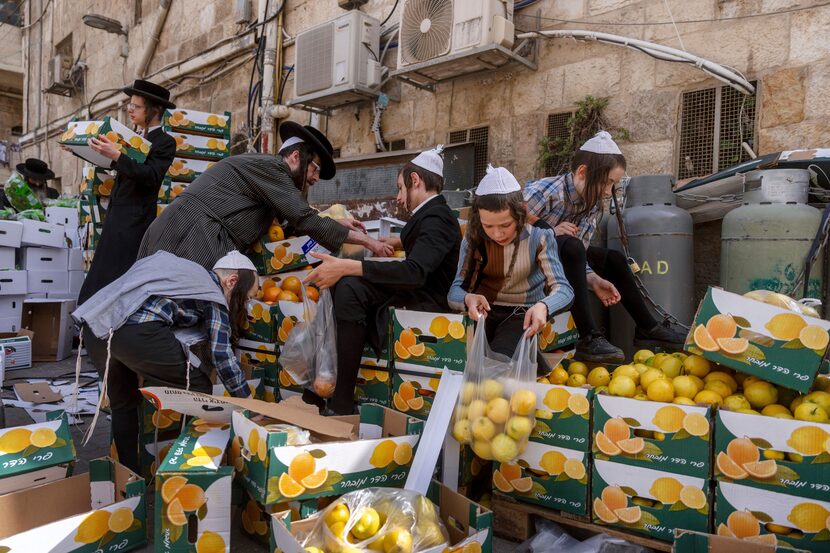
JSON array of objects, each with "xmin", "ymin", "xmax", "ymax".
[
  {"xmin": 137, "ymin": 0, "xmax": 173, "ymax": 78},
  {"xmin": 275, "ymin": 3, "xmax": 284, "ymax": 105},
  {"xmin": 36, "ymin": 0, "xmax": 43, "ymax": 158},
  {"xmin": 259, "ymin": 0, "xmax": 280, "ymax": 154}
]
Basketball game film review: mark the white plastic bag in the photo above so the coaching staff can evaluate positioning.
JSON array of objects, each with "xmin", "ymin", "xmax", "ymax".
[{"xmin": 280, "ymin": 286, "xmax": 318, "ymax": 386}]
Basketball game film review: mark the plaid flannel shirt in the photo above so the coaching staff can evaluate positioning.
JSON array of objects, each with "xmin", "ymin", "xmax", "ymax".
[
  {"xmin": 126, "ymin": 273, "xmax": 249, "ymax": 398},
  {"xmin": 524, "ymin": 173, "xmax": 602, "ymax": 274}
]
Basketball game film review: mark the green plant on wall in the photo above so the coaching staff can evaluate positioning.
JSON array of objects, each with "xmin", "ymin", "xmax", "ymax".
[{"xmin": 537, "ymin": 96, "xmax": 630, "ymax": 177}]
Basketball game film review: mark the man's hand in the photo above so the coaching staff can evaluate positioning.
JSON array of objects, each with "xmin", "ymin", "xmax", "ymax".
[
  {"xmin": 381, "ymin": 236, "xmax": 403, "ymax": 250},
  {"xmin": 366, "ymin": 237, "xmax": 394, "ymax": 258},
  {"xmin": 337, "ymin": 218, "xmax": 367, "ymax": 233},
  {"xmin": 554, "ymin": 222, "xmax": 578, "ymax": 237},
  {"xmin": 523, "ymin": 302, "xmax": 549, "ymax": 335},
  {"xmin": 588, "ymin": 274, "xmax": 621, "ymax": 307},
  {"xmin": 88, "ymin": 135, "xmax": 122, "ymax": 161},
  {"xmin": 464, "ymin": 293, "xmax": 490, "ymax": 319},
  {"xmin": 305, "ymin": 252, "xmax": 361, "ymax": 289}
]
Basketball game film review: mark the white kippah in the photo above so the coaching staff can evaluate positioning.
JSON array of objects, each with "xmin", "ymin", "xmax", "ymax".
[
  {"xmin": 278, "ymin": 136, "xmax": 305, "ymax": 153},
  {"xmin": 475, "ymin": 164, "xmax": 521, "ymax": 196},
  {"xmin": 213, "ymin": 250, "xmax": 257, "ymax": 272},
  {"xmin": 579, "ymin": 131, "xmax": 622, "ymax": 155},
  {"xmin": 410, "ymin": 144, "xmax": 444, "ymax": 176}
]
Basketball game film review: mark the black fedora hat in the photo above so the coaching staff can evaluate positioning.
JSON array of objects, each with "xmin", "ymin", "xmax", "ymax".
[
  {"xmin": 16, "ymin": 158, "xmax": 55, "ymax": 180},
  {"xmin": 278, "ymin": 121, "xmax": 336, "ymax": 180},
  {"xmin": 122, "ymin": 79, "xmax": 176, "ymax": 110}
]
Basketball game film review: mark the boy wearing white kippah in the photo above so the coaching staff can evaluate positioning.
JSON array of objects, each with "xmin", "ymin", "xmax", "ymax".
[
  {"xmin": 524, "ymin": 131, "xmax": 686, "ymax": 362},
  {"xmin": 303, "ymin": 147, "xmax": 462, "ymax": 415}
]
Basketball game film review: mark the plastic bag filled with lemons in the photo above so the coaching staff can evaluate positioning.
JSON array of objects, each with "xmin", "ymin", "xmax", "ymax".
[
  {"xmin": 451, "ymin": 317, "xmax": 538, "ymax": 463},
  {"xmin": 743, "ymin": 290, "xmax": 821, "ymax": 318},
  {"xmin": 301, "ymin": 488, "xmax": 449, "ymax": 553}
]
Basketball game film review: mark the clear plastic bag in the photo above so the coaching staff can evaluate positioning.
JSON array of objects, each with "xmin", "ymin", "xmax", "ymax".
[
  {"xmin": 0, "ymin": 209, "xmax": 15, "ymax": 220},
  {"xmin": 280, "ymin": 286, "xmax": 319, "ymax": 387},
  {"xmin": 451, "ymin": 316, "xmax": 538, "ymax": 463},
  {"xmin": 301, "ymin": 488, "xmax": 449, "ymax": 553},
  {"xmin": 15, "ymin": 209, "xmax": 45, "ymax": 221},
  {"xmin": 743, "ymin": 289, "xmax": 821, "ymax": 317},
  {"xmin": 260, "ymin": 423, "xmax": 311, "ymax": 446},
  {"xmin": 4, "ymin": 172, "xmax": 42, "ymax": 212}
]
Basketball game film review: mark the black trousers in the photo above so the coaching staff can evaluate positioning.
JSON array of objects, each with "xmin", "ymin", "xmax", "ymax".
[
  {"xmin": 483, "ymin": 305, "xmax": 555, "ymax": 374},
  {"xmin": 556, "ymin": 235, "xmax": 657, "ymax": 337},
  {"xmin": 83, "ymin": 322, "xmax": 212, "ymax": 472}
]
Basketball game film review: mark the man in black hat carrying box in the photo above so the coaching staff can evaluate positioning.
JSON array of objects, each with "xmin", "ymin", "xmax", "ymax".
[
  {"xmin": 15, "ymin": 158, "xmax": 59, "ymax": 203},
  {"xmin": 138, "ymin": 121, "xmax": 393, "ymax": 268},
  {"xmin": 76, "ymin": 79, "xmax": 177, "ymax": 304}
]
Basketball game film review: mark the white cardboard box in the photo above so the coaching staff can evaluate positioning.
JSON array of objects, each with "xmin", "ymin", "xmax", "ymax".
[
  {"xmin": 0, "ymin": 271, "xmax": 27, "ymax": 295},
  {"xmin": 22, "ymin": 299, "xmax": 75, "ymax": 361},
  {"xmin": 26, "ymin": 271, "xmax": 69, "ymax": 295},
  {"xmin": 20, "ymin": 220, "xmax": 66, "ymax": 248},
  {"xmin": 0, "ymin": 330, "xmax": 33, "ymax": 369},
  {"xmin": 21, "ymin": 247, "xmax": 69, "ymax": 272},
  {"xmin": 67, "ymin": 249, "xmax": 83, "ymax": 271},
  {"xmin": 48, "ymin": 271, "xmax": 84, "ymax": 300},
  {"xmin": 0, "ymin": 295, "xmax": 24, "ymax": 323},
  {"xmin": 0, "ymin": 317, "xmax": 22, "ymax": 333},
  {"xmin": 0, "ymin": 247, "xmax": 14, "ymax": 270},
  {"xmin": 45, "ymin": 207, "xmax": 82, "ymax": 248},
  {"xmin": 0, "ymin": 221, "xmax": 23, "ymax": 248}
]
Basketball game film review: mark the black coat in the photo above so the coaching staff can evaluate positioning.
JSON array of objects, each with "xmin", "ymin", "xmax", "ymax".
[{"xmin": 78, "ymin": 127, "xmax": 175, "ymax": 304}]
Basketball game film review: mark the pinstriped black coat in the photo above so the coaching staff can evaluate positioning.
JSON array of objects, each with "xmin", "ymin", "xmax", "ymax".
[{"xmin": 138, "ymin": 153, "xmax": 349, "ymax": 269}]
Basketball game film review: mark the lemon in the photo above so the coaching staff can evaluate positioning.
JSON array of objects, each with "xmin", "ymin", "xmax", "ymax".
[
  {"xmin": 587, "ymin": 366, "xmax": 611, "ymax": 387},
  {"xmin": 608, "ymin": 376, "xmax": 636, "ymax": 397},
  {"xmin": 633, "ymin": 349, "xmax": 654, "ymax": 364},
  {"xmin": 567, "ymin": 374, "xmax": 587, "ymax": 387},
  {"xmin": 548, "ymin": 367, "xmax": 569, "ymax": 385},
  {"xmin": 646, "ymin": 379, "xmax": 675, "ymax": 403},
  {"xmin": 794, "ymin": 403, "xmax": 829, "ymax": 423},
  {"xmin": 694, "ymin": 390, "xmax": 723, "ymax": 406},
  {"xmin": 640, "ymin": 369, "xmax": 665, "ymax": 391},
  {"xmin": 744, "ymin": 381, "xmax": 779, "ymax": 409},
  {"xmin": 650, "ymin": 477, "xmax": 683, "ymax": 505},
  {"xmin": 704, "ymin": 380, "xmax": 732, "ymax": 400},
  {"xmin": 673, "ymin": 375, "xmax": 700, "ymax": 399},
  {"xmin": 765, "ymin": 313, "xmax": 807, "ymax": 341},
  {"xmin": 761, "ymin": 404, "xmax": 791, "ymax": 417},
  {"xmin": 787, "ymin": 425, "xmax": 830, "ymax": 455},
  {"xmin": 723, "ymin": 394, "xmax": 751, "ymax": 411},
  {"xmin": 567, "ymin": 361, "xmax": 588, "ymax": 376},
  {"xmin": 705, "ymin": 372, "xmax": 738, "ymax": 393},
  {"xmin": 788, "ymin": 502, "xmax": 830, "ymax": 533}
]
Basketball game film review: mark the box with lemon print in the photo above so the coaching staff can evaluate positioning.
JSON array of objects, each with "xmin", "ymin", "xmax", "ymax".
[
  {"xmin": 244, "ymin": 293, "xmax": 306, "ymax": 345},
  {"xmin": 715, "ymin": 481, "xmax": 830, "ymax": 552},
  {"xmin": 158, "ymin": 178, "xmax": 190, "ymax": 203},
  {"xmin": 391, "ymin": 368, "xmax": 443, "ymax": 420},
  {"xmin": 495, "ymin": 442, "xmax": 589, "ymax": 516},
  {"xmin": 163, "ymin": 109, "xmax": 231, "ymax": 139},
  {"xmin": 529, "ymin": 382, "xmax": 592, "ymax": 451},
  {"xmin": 356, "ymin": 365, "xmax": 392, "ymax": 407},
  {"xmin": 249, "ymin": 236, "xmax": 323, "ymax": 275},
  {"xmin": 236, "ymin": 338, "xmax": 280, "ymax": 375},
  {"xmin": 592, "ymin": 394, "xmax": 712, "ymax": 478},
  {"xmin": 233, "ymin": 404, "xmax": 422, "ymax": 505},
  {"xmin": 81, "ymin": 166, "xmax": 115, "ymax": 196},
  {"xmin": 592, "ymin": 459, "xmax": 710, "ymax": 541},
  {"xmin": 687, "ymin": 288, "xmax": 830, "ymax": 392},
  {"xmin": 239, "ymin": 486, "xmax": 336, "ymax": 546},
  {"xmin": 0, "ymin": 457, "xmax": 146, "ymax": 552},
  {"xmin": 714, "ymin": 410, "xmax": 830, "ymax": 501},
  {"xmin": 390, "ymin": 309, "xmax": 469, "ymax": 373},
  {"xmin": 170, "ymin": 133, "xmax": 229, "ymax": 161},
  {"xmin": 212, "ymin": 365, "xmax": 266, "ymax": 401},
  {"xmin": 155, "ymin": 419, "xmax": 233, "ymax": 553},
  {"xmin": 0, "ymin": 410, "xmax": 75, "ymax": 494},
  {"xmin": 538, "ymin": 312, "xmax": 579, "ymax": 352},
  {"xmin": 673, "ymin": 529, "xmax": 810, "ymax": 553},
  {"xmin": 59, "ymin": 116, "xmax": 150, "ymax": 166}
]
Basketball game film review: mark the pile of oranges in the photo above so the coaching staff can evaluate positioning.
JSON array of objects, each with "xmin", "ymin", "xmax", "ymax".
[{"xmin": 261, "ymin": 276, "xmax": 319, "ymax": 304}]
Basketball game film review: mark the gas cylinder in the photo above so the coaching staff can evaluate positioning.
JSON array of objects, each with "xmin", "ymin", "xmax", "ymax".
[
  {"xmin": 607, "ymin": 175, "xmax": 695, "ymax": 357},
  {"xmin": 721, "ymin": 169, "xmax": 821, "ymax": 297}
]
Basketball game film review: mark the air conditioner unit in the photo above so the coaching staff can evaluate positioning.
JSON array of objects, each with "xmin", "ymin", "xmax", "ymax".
[
  {"xmin": 46, "ymin": 54, "xmax": 73, "ymax": 96},
  {"xmin": 397, "ymin": 0, "xmax": 514, "ymax": 69},
  {"xmin": 289, "ymin": 10, "xmax": 381, "ymax": 111}
]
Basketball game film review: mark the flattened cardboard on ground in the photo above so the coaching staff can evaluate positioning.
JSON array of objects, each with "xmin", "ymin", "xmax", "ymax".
[{"xmin": 14, "ymin": 381, "xmax": 63, "ymax": 403}]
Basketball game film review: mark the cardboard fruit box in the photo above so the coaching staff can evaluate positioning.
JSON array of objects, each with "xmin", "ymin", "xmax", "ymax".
[
  {"xmin": 243, "ymin": 295, "xmax": 305, "ymax": 345},
  {"xmin": 0, "ymin": 410, "xmax": 76, "ymax": 495},
  {"xmin": 236, "ymin": 338, "xmax": 280, "ymax": 375},
  {"xmin": 495, "ymin": 441, "xmax": 589, "ymax": 516},
  {"xmin": 592, "ymin": 458, "xmax": 710, "ymax": 542},
  {"xmin": 270, "ymin": 480, "xmax": 493, "ymax": 553},
  {"xmin": 391, "ymin": 368, "xmax": 443, "ymax": 420},
  {"xmin": 355, "ymin": 365, "xmax": 392, "ymax": 408},
  {"xmin": 171, "ymin": 133, "xmax": 229, "ymax": 161},
  {"xmin": 0, "ymin": 457, "xmax": 146, "ymax": 552},
  {"xmin": 59, "ymin": 116, "xmax": 150, "ymax": 167},
  {"xmin": 232, "ymin": 403, "xmax": 423, "ymax": 505},
  {"xmin": 238, "ymin": 485, "xmax": 335, "ymax": 547},
  {"xmin": 163, "ymin": 109, "xmax": 231, "ymax": 139},
  {"xmin": 81, "ymin": 166, "xmax": 115, "ymax": 196},
  {"xmin": 592, "ymin": 393, "xmax": 712, "ymax": 478},
  {"xmin": 714, "ymin": 409, "xmax": 830, "ymax": 501},
  {"xmin": 441, "ymin": 437, "xmax": 493, "ymax": 493},
  {"xmin": 715, "ymin": 480, "xmax": 830, "ymax": 552},
  {"xmin": 529, "ymin": 381, "xmax": 592, "ymax": 451},
  {"xmin": 389, "ymin": 309, "xmax": 469, "ymax": 373},
  {"xmin": 687, "ymin": 288, "xmax": 830, "ymax": 392},
  {"xmin": 166, "ymin": 157, "xmax": 216, "ymax": 182},
  {"xmin": 673, "ymin": 529, "xmax": 809, "ymax": 553},
  {"xmin": 211, "ymin": 364, "xmax": 266, "ymax": 401},
  {"xmin": 538, "ymin": 311, "xmax": 579, "ymax": 352},
  {"xmin": 249, "ymin": 236, "xmax": 325, "ymax": 275},
  {"xmin": 158, "ymin": 178, "xmax": 190, "ymax": 202},
  {"xmin": 155, "ymin": 419, "xmax": 233, "ymax": 553}
]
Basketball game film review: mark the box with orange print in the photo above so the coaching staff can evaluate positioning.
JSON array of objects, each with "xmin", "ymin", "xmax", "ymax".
[
  {"xmin": 162, "ymin": 109, "xmax": 231, "ymax": 140},
  {"xmin": 158, "ymin": 178, "xmax": 190, "ymax": 203},
  {"xmin": 59, "ymin": 116, "xmax": 150, "ymax": 166},
  {"xmin": 237, "ymin": 484, "xmax": 337, "ymax": 547},
  {"xmin": 390, "ymin": 365, "xmax": 446, "ymax": 421},
  {"xmin": 249, "ymin": 235, "xmax": 324, "ymax": 276},
  {"xmin": 389, "ymin": 309, "xmax": 469, "ymax": 374},
  {"xmin": 356, "ymin": 347, "xmax": 391, "ymax": 407},
  {"xmin": 170, "ymin": 132, "xmax": 229, "ymax": 161},
  {"xmin": 243, "ymin": 270, "xmax": 313, "ymax": 344}
]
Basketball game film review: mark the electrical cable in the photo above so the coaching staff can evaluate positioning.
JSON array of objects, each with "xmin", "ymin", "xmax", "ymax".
[
  {"xmin": 379, "ymin": 0, "xmax": 400, "ymax": 27},
  {"xmin": 277, "ymin": 64, "xmax": 294, "ymax": 105}
]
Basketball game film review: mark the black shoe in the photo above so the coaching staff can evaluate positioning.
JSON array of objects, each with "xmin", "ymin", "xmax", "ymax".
[
  {"xmin": 575, "ymin": 332, "xmax": 625, "ymax": 363},
  {"xmin": 634, "ymin": 323, "xmax": 688, "ymax": 351}
]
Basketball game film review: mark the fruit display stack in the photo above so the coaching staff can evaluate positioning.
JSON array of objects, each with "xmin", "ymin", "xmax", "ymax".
[{"xmin": 159, "ymin": 108, "xmax": 230, "ymax": 212}]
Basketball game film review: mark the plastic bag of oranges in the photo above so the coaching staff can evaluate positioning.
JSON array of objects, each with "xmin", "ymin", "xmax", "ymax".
[
  {"xmin": 451, "ymin": 317, "xmax": 538, "ymax": 463},
  {"xmin": 301, "ymin": 488, "xmax": 449, "ymax": 553},
  {"xmin": 281, "ymin": 288, "xmax": 338, "ymax": 398}
]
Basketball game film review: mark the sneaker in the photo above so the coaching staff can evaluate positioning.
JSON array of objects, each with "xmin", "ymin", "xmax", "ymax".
[
  {"xmin": 634, "ymin": 323, "xmax": 688, "ymax": 351},
  {"xmin": 575, "ymin": 332, "xmax": 625, "ymax": 363}
]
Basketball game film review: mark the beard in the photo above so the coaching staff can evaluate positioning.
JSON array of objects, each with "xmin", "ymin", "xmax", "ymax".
[{"xmin": 290, "ymin": 164, "xmax": 309, "ymax": 199}]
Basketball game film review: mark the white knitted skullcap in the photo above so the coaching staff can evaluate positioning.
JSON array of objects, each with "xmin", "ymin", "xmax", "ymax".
[
  {"xmin": 579, "ymin": 131, "xmax": 622, "ymax": 155},
  {"xmin": 213, "ymin": 250, "xmax": 257, "ymax": 272},
  {"xmin": 475, "ymin": 164, "xmax": 521, "ymax": 196},
  {"xmin": 410, "ymin": 144, "xmax": 444, "ymax": 176}
]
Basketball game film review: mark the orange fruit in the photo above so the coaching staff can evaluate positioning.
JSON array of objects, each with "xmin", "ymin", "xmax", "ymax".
[
  {"xmin": 693, "ymin": 324, "xmax": 720, "ymax": 352},
  {"xmin": 743, "ymin": 459, "xmax": 777, "ymax": 479},
  {"xmin": 264, "ymin": 287, "xmax": 280, "ymax": 303},
  {"xmin": 306, "ymin": 286, "xmax": 320, "ymax": 302},
  {"xmin": 601, "ymin": 486, "xmax": 628, "ymax": 512},
  {"xmin": 717, "ymin": 337, "xmax": 749, "ymax": 355},
  {"xmin": 706, "ymin": 314, "xmax": 738, "ymax": 340},
  {"xmin": 278, "ymin": 290, "xmax": 299, "ymax": 302},
  {"xmin": 716, "ymin": 451, "xmax": 748, "ymax": 480},
  {"xmin": 593, "ymin": 498, "xmax": 619, "ymax": 524},
  {"xmin": 727, "ymin": 438, "xmax": 760, "ymax": 468},
  {"xmin": 603, "ymin": 418, "xmax": 631, "ymax": 444},
  {"xmin": 282, "ymin": 277, "xmax": 303, "ymax": 296},
  {"xmin": 595, "ymin": 431, "xmax": 621, "ymax": 456},
  {"xmin": 727, "ymin": 510, "xmax": 760, "ymax": 538}
]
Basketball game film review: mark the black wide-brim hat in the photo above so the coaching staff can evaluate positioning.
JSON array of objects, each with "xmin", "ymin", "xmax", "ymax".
[
  {"xmin": 122, "ymin": 79, "xmax": 176, "ymax": 110},
  {"xmin": 16, "ymin": 158, "xmax": 55, "ymax": 180},
  {"xmin": 279, "ymin": 121, "xmax": 336, "ymax": 180}
]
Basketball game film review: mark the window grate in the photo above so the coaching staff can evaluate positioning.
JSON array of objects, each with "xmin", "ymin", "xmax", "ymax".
[
  {"xmin": 545, "ymin": 112, "xmax": 573, "ymax": 175},
  {"xmin": 678, "ymin": 83, "xmax": 757, "ymax": 179},
  {"xmin": 449, "ymin": 127, "xmax": 489, "ymax": 184},
  {"xmin": 380, "ymin": 139, "xmax": 406, "ymax": 153}
]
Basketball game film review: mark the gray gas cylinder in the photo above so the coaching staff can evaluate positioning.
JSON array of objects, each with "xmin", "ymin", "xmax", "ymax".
[
  {"xmin": 721, "ymin": 169, "xmax": 821, "ymax": 297},
  {"xmin": 607, "ymin": 175, "xmax": 695, "ymax": 357}
]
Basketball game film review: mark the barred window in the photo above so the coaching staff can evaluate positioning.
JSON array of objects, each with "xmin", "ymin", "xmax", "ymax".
[
  {"xmin": 678, "ymin": 82, "xmax": 758, "ymax": 179},
  {"xmin": 448, "ymin": 126, "xmax": 489, "ymax": 184},
  {"xmin": 545, "ymin": 112, "xmax": 574, "ymax": 176}
]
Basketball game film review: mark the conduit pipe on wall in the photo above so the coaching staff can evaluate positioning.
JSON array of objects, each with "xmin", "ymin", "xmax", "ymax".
[{"xmin": 137, "ymin": 0, "xmax": 173, "ymax": 78}]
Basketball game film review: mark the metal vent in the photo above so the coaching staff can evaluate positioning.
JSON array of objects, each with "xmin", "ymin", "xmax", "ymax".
[
  {"xmin": 678, "ymin": 83, "xmax": 757, "ymax": 179},
  {"xmin": 399, "ymin": 0, "xmax": 453, "ymax": 65},
  {"xmin": 449, "ymin": 126, "xmax": 489, "ymax": 184},
  {"xmin": 545, "ymin": 111, "xmax": 573, "ymax": 176},
  {"xmin": 295, "ymin": 22, "xmax": 334, "ymax": 96}
]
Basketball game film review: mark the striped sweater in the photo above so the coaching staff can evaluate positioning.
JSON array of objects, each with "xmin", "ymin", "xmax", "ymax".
[{"xmin": 448, "ymin": 224, "xmax": 573, "ymax": 316}]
